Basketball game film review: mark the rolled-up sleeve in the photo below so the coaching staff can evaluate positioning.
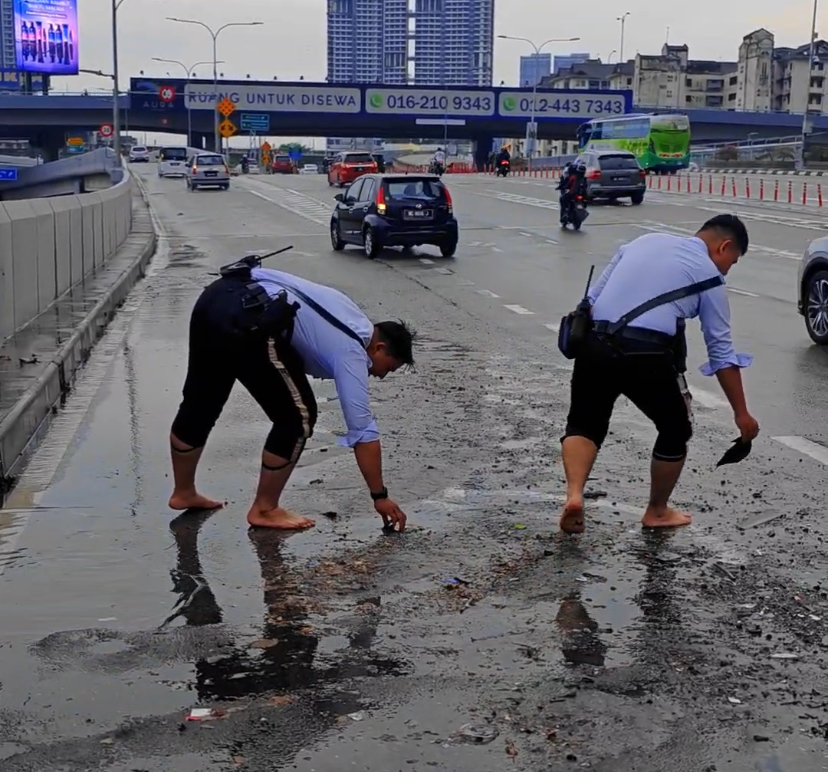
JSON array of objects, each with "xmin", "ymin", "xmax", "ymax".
[
  {"xmin": 333, "ymin": 352, "xmax": 380, "ymax": 447},
  {"xmin": 588, "ymin": 246, "xmax": 625, "ymax": 304},
  {"xmin": 697, "ymin": 285, "xmax": 753, "ymax": 375}
]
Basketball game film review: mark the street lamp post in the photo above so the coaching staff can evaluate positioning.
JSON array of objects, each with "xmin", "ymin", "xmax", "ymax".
[
  {"xmin": 799, "ymin": 0, "xmax": 819, "ymax": 170},
  {"xmin": 110, "ymin": 0, "xmax": 133, "ymax": 160},
  {"xmin": 607, "ymin": 49, "xmax": 617, "ymax": 64},
  {"xmin": 497, "ymin": 35, "xmax": 580, "ymax": 171},
  {"xmin": 166, "ymin": 18, "xmax": 264, "ymax": 155},
  {"xmin": 152, "ymin": 58, "xmax": 223, "ymax": 148},
  {"xmin": 617, "ymin": 13, "xmax": 631, "ymax": 62}
]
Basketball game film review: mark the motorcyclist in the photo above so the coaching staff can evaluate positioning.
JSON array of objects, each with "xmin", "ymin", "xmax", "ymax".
[
  {"xmin": 495, "ymin": 145, "xmax": 511, "ymax": 175},
  {"xmin": 240, "ymin": 156, "xmax": 250, "ymax": 173},
  {"xmin": 556, "ymin": 161, "xmax": 574, "ymax": 193},
  {"xmin": 560, "ymin": 162, "xmax": 588, "ymax": 225},
  {"xmin": 431, "ymin": 147, "xmax": 446, "ymax": 174}
]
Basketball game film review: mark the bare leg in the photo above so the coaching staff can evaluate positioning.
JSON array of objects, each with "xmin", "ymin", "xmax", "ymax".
[
  {"xmin": 246, "ymin": 449, "xmax": 316, "ymax": 530},
  {"xmin": 641, "ymin": 457, "xmax": 692, "ymax": 528},
  {"xmin": 168, "ymin": 433, "xmax": 224, "ymax": 511},
  {"xmin": 559, "ymin": 436, "xmax": 598, "ymax": 534}
]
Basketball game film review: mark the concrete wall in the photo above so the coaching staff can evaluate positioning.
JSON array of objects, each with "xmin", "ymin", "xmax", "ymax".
[{"xmin": 0, "ymin": 171, "xmax": 133, "ymax": 342}]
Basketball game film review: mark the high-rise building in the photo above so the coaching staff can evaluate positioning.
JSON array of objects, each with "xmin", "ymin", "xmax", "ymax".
[
  {"xmin": 0, "ymin": 0, "xmax": 16, "ymax": 70},
  {"xmin": 327, "ymin": 0, "xmax": 408, "ymax": 84},
  {"xmin": 326, "ymin": 0, "xmax": 495, "ymax": 87},
  {"xmin": 553, "ymin": 53, "xmax": 591, "ymax": 74},
  {"xmin": 412, "ymin": 0, "xmax": 494, "ymax": 86},
  {"xmin": 519, "ymin": 53, "xmax": 551, "ymax": 87}
]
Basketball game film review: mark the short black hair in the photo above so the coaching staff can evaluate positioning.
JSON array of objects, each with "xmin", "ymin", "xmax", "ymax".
[
  {"xmin": 375, "ymin": 320, "xmax": 417, "ymax": 367},
  {"xmin": 698, "ymin": 214, "xmax": 749, "ymax": 255}
]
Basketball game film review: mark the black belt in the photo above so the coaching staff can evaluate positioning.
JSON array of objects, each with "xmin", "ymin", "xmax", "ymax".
[{"xmin": 592, "ymin": 321, "xmax": 675, "ymax": 348}]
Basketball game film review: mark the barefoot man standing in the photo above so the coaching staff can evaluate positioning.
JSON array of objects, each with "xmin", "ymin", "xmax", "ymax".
[
  {"xmin": 167, "ymin": 256, "xmax": 415, "ymax": 532},
  {"xmin": 559, "ymin": 214, "xmax": 760, "ymax": 534}
]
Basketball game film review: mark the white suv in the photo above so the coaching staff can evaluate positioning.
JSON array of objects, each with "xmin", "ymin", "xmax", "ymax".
[
  {"xmin": 798, "ymin": 237, "xmax": 828, "ymax": 344},
  {"xmin": 128, "ymin": 145, "xmax": 149, "ymax": 163}
]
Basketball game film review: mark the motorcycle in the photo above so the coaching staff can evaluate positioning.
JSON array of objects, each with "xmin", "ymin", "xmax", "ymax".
[
  {"xmin": 429, "ymin": 160, "xmax": 445, "ymax": 176},
  {"xmin": 496, "ymin": 159, "xmax": 510, "ymax": 177},
  {"xmin": 240, "ymin": 158, "xmax": 250, "ymax": 174},
  {"xmin": 560, "ymin": 194, "xmax": 589, "ymax": 231}
]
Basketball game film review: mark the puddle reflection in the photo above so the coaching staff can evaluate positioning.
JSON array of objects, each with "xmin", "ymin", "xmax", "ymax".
[{"xmin": 165, "ymin": 513, "xmax": 410, "ymax": 703}]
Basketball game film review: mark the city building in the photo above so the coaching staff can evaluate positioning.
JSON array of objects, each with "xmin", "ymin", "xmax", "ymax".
[
  {"xmin": 326, "ymin": 0, "xmax": 408, "ymax": 84},
  {"xmin": 327, "ymin": 0, "xmax": 494, "ymax": 87},
  {"xmin": 553, "ymin": 53, "xmax": 590, "ymax": 74},
  {"xmin": 519, "ymin": 53, "xmax": 551, "ymax": 87},
  {"xmin": 0, "ymin": 0, "xmax": 16, "ymax": 71},
  {"xmin": 411, "ymin": 0, "xmax": 494, "ymax": 86},
  {"xmin": 736, "ymin": 29, "xmax": 774, "ymax": 111},
  {"xmin": 773, "ymin": 38, "xmax": 828, "ymax": 114}
]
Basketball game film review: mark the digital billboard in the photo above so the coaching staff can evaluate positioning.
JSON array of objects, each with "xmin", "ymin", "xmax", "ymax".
[{"xmin": 13, "ymin": 0, "xmax": 79, "ymax": 75}]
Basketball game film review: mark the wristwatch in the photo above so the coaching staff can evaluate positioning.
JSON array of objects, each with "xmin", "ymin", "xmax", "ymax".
[{"xmin": 370, "ymin": 487, "xmax": 389, "ymax": 501}]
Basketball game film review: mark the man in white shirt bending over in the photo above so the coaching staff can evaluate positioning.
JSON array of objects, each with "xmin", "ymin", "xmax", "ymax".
[{"xmin": 167, "ymin": 260, "xmax": 416, "ymax": 533}]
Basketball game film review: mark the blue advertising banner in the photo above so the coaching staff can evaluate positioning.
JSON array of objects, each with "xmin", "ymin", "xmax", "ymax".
[
  {"xmin": 0, "ymin": 69, "xmax": 44, "ymax": 90},
  {"xmin": 13, "ymin": 0, "xmax": 79, "ymax": 75}
]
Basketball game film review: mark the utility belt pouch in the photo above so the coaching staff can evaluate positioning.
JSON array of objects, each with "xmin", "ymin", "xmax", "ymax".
[
  {"xmin": 558, "ymin": 298, "xmax": 594, "ymax": 360},
  {"xmin": 557, "ymin": 265, "xmax": 596, "ymax": 360}
]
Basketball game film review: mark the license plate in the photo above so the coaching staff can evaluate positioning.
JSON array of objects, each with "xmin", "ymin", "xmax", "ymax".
[
  {"xmin": 205, "ymin": 171, "xmax": 217, "ymax": 177},
  {"xmin": 612, "ymin": 176, "xmax": 627, "ymax": 182},
  {"xmin": 170, "ymin": 162, "xmax": 181, "ymax": 166},
  {"xmin": 404, "ymin": 209, "xmax": 432, "ymax": 220}
]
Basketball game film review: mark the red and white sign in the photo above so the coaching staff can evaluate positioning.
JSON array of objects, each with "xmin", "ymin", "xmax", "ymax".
[
  {"xmin": 159, "ymin": 85, "xmax": 176, "ymax": 103},
  {"xmin": 99, "ymin": 123, "xmax": 114, "ymax": 138}
]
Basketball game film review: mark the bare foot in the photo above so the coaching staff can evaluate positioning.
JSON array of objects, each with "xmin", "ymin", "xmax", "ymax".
[
  {"xmin": 247, "ymin": 506, "xmax": 316, "ymax": 530},
  {"xmin": 641, "ymin": 506, "xmax": 692, "ymax": 529},
  {"xmin": 559, "ymin": 498, "xmax": 585, "ymax": 534},
  {"xmin": 169, "ymin": 492, "xmax": 224, "ymax": 511}
]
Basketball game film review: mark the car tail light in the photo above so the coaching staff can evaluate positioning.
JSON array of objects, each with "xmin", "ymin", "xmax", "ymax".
[
  {"xmin": 443, "ymin": 185, "xmax": 453, "ymax": 214},
  {"xmin": 576, "ymin": 195, "xmax": 583, "ymax": 201},
  {"xmin": 587, "ymin": 170, "xmax": 600, "ymax": 180},
  {"xmin": 224, "ymin": 165, "xmax": 229, "ymax": 174},
  {"xmin": 192, "ymin": 165, "xmax": 198, "ymax": 173},
  {"xmin": 639, "ymin": 169, "xmax": 646, "ymax": 178},
  {"xmin": 376, "ymin": 184, "xmax": 387, "ymax": 215}
]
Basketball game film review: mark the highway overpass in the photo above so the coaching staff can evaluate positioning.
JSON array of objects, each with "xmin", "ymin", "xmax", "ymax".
[{"xmin": 1, "ymin": 78, "xmax": 826, "ymax": 161}]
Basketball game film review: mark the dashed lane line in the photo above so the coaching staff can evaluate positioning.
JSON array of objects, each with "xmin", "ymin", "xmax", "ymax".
[
  {"xmin": 419, "ymin": 258, "xmax": 435, "ymax": 264},
  {"xmin": 504, "ymin": 304, "xmax": 535, "ymax": 315},
  {"xmin": 476, "ymin": 289, "xmax": 500, "ymax": 298}
]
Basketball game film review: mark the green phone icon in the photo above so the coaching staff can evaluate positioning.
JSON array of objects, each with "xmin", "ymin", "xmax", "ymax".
[
  {"xmin": 502, "ymin": 96, "xmax": 516, "ymax": 111},
  {"xmin": 369, "ymin": 93, "xmax": 383, "ymax": 108}
]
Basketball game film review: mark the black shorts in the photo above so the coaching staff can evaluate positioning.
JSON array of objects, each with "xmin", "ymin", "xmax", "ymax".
[
  {"xmin": 563, "ymin": 333, "xmax": 692, "ymax": 461},
  {"xmin": 171, "ymin": 277, "xmax": 317, "ymax": 460}
]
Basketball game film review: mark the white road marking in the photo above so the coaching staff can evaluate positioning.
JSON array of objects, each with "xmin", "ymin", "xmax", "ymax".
[
  {"xmin": 419, "ymin": 257, "xmax": 435, "ymax": 264},
  {"xmin": 435, "ymin": 267, "xmax": 453, "ymax": 274},
  {"xmin": 519, "ymin": 231, "xmax": 533, "ymax": 237},
  {"xmin": 545, "ymin": 239, "xmax": 558, "ymax": 245},
  {"xmin": 690, "ymin": 388, "xmax": 730, "ymax": 409},
  {"xmin": 544, "ymin": 322, "xmax": 560, "ymax": 333},
  {"xmin": 773, "ymin": 436, "xmax": 828, "ymax": 466},
  {"xmin": 635, "ymin": 223, "xmax": 800, "ymax": 261},
  {"xmin": 727, "ymin": 287, "xmax": 759, "ymax": 298},
  {"xmin": 492, "ymin": 247, "xmax": 503, "ymax": 253},
  {"xmin": 504, "ymin": 304, "xmax": 535, "ymax": 315},
  {"xmin": 476, "ymin": 289, "xmax": 500, "ymax": 298},
  {"xmin": 456, "ymin": 278, "xmax": 475, "ymax": 286}
]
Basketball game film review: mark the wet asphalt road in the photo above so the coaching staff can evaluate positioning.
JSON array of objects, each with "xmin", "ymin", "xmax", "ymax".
[{"xmin": 2, "ymin": 166, "xmax": 828, "ymax": 771}]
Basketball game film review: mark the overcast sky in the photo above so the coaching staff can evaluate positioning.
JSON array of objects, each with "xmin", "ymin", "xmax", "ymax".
[{"xmin": 55, "ymin": 0, "xmax": 821, "ymax": 145}]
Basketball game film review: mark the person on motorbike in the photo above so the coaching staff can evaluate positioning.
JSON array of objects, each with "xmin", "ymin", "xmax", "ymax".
[
  {"xmin": 240, "ymin": 156, "xmax": 250, "ymax": 174},
  {"xmin": 560, "ymin": 162, "xmax": 588, "ymax": 226},
  {"xmin": 431, "ymin": 147, "xmax": 446, "ymax": 174},
  {"xmin": 495, "ymin": 145, "xmax": 511, "ymax": 175},
  {"xmin": 556, "ymin": 161, "xmax": 574, "ymax": 193}
]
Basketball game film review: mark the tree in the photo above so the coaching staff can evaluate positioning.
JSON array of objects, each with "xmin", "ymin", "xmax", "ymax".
[{"xmin": 278, "ymin": 142, "xmax": 312, "ymax": 154}]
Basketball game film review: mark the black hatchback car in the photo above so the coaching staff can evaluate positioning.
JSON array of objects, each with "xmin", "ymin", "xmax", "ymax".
[{"xmin": 330, "ymin": 174, "xmax": 459, "ymax": 258}]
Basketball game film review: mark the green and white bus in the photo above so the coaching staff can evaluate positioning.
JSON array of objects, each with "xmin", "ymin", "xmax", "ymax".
[{"xmin": 576, "ymin": 113, "xmax": 691, "ymax": 173}]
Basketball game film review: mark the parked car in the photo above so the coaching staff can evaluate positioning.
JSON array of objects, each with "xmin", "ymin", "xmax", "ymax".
[
  {"xmin": 128, "ymin": 145, "xmax": 149, "ymax": 163},
  {"xmin": 798, "ymin": 236, "xmax": 828, "ymax": 344},
  {"xmin": 157, "ymin": 146, "xmax": 188, "ymax": 177},
  {"xmin": 577, "ymin": 150, "xmax": 647, "ymax": 204},
  {"xmin": 327, "ymin": 152, "xmax": 378, "ymax": 187},
  {"xmin": 186, "ymin": 153, "xmax": 230, "ymax": 191},
  {"xmin": 271, "ymin": 154, "xmax": 295, "ymax": 174},
  {"xmin": 330, "ymin": 173, "xmax": 458, "ymax": 259}
]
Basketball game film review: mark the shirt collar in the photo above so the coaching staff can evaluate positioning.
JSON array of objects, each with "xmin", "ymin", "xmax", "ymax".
[{"xmin": 688, "ymin": 236, "xmax": 725, "ymax": 279}]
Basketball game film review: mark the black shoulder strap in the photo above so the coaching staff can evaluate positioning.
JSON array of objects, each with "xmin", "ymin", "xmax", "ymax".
[
  {"xmin": 277, "ymin": 282, "xmax": 367, "ymax": 348},
  {"xmin": 606, "ymin": 276, "xmax": 724, "ymax": 335}
]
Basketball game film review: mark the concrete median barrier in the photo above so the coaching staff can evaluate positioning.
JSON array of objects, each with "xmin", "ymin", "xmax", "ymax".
[
  {"xmin": 0, "ymin": 168, "xmax": 158, "ymax": 484},
  {"xmin": 0, "ymin": 173, "xmax": 134, "ymax": 341}
]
